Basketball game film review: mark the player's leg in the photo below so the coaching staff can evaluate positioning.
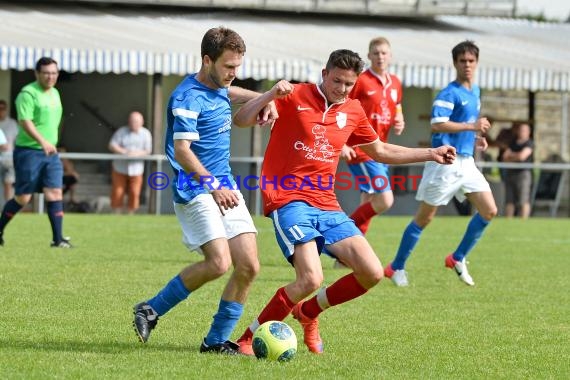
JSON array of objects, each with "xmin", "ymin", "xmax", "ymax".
[
  {"xmin": 238, "ymin": 202, "xmax": 323, "ymax": 353},
  {"xmin": 454, "ymin": 190, "xmax": 496, "ymax": 262},
  {"xmin": 44, "ymin": 154, "xmax": 69, "ymax": 247},
  {"xmin": 110, "ymin": 169, "xmax": 127, "ymax": 214},
  {"xmin": 133, "ymin": 195, "xmax": 233, "ymax": 345},
  {"xmin": 0, "ymin": 148, "xmax": 40, "ymax": 245},
  {"xmin": 385, "ymin": 161, "xmax": 460, "ymax": 286},
  {"xmin": 384, "ymin": 201, "xmax": 437, "ymax": 286},
  {"xmin": 292, "ymin": 215, "xmax": 382, "ymax": 353},
  {"xmin": 348, "ymin": 161, "xmax": 392, "ymax": 235},
  {"xmin": 126, "ymin": 174, "xmax": 143, "ymax": 214},
  {"xmin": 308, "ymin": 234, "xmax": 382, "ymax": 314},
  {"xmin": 203, "ymin": 194, "xmax": 259, "ymax": 351},
  {"xmin": 447, "ymin": 162, "xmax": 497, "ymax": 285},
  {"xmin": 238, "ymin": 240, "xmax": 322, "ymax": 353}
]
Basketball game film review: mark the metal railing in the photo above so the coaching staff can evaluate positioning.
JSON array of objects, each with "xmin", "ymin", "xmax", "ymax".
[{"xmin": 4, "ymin": 152, "xmax": 567, "ymax": 216}]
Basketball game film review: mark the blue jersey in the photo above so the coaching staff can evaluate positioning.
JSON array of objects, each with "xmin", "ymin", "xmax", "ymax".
[
  {"xmin": 430, "ymin": 81, "xmax": 481, "ymax": 156},
  {"xmin": 165, "ymin": 74, "xmax": 236, "ymax": 204}
]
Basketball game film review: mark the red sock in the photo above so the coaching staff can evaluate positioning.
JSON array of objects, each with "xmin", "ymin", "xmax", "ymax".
[
  {"xmin": 238, "ymin": 287, "xmax": 295, "ymax": 341},
  {"xmin": 349, "ymin": 202, "xmax": 376, "ymax": 234},
  {"xmin": 302, "ymin": 274, "xmax": 368, "ymax": 319}
]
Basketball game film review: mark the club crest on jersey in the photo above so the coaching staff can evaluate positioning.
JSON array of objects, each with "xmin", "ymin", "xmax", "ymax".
[
  {"xmin": 336, "ymin": 112, "xmax": 347, "ymax": 129},
  {"xmin": 390, "ymin": 89, "xmax": 398, "ymax": 102}
]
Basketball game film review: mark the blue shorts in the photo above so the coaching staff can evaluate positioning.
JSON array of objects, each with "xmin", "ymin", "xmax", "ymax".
[
  {"xmin": 14, "ymin": 147, "xmax": 63, "ymax": 195},
  {"xmin": 348, "ymin": 160, "xmax": 391, "ymax": 194},
  {"xmin": 269, "ymin": 201, "xmax": 361, "ymax": 263}
]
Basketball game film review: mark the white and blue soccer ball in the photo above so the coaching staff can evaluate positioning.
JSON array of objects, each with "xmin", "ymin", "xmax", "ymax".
[{"xmin": 252, "ymin": 321, "xmax": 297, "ymax": 361}]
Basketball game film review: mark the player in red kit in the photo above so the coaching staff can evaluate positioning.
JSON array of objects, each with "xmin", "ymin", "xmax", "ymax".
[
  {"xmin": 343, "ymin": 37, "xmax": 405, "ymax": 239},
  {"xmin": 232, "ymin": 49, "xmax": 455, "ymax": 355}
]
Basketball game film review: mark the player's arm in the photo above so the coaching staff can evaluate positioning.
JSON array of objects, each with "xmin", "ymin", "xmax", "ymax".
[
  {"xmin": 229, "ymin": 86, "xmax": 262, "ymax": 105},
  {"xmin": 431, "ymin": 117, "xmax": 490, "ymax": 134},
  {"xmin": 359, "ymin": 140, "xmax": 456, "ymax": 165},
  {"xmin": 173, "ymin": 139, "xmax": 238, "ymax": 210},
  {"xmin": 233, "ymin": 80, "xmax": 294, "ymax": 127},
  {"xmin": 230, "ymin": 86, "xmax": 280, "ymax": 127}
]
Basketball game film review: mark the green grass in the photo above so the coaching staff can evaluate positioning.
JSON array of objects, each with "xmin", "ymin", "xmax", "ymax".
[{"xmin": 0, "ymin": 214, "xmax": 569, "ymax": 379}]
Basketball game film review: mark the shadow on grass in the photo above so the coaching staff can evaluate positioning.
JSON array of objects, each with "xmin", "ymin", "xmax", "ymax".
[{"xmin": 0, "ymin": 338, "xmax": 195, "ymax": 354}]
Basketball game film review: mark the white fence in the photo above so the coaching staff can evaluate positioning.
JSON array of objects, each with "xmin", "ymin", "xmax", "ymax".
[{"xmin": 4, "ymin": 152, "xmax": 567, "ymax": 216}]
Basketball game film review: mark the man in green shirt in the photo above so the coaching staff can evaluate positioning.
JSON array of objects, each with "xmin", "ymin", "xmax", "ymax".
[{"xmin": 0, "ymin": 57, "xmax": 71, "ymax": 248}]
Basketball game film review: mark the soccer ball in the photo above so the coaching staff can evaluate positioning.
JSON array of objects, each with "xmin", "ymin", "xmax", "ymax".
[{"xmin": 252, "ymin": 321, "xmax": 297, "ymax": 361}]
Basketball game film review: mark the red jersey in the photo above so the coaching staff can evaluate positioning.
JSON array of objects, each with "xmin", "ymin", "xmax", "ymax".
[
  {"xmin": 348, "ymin": 68, "xmax": 403, "ymax": 163},
  {"xmin": 261, "ymin": 83, "xmax": 379, "ymax": 215}
]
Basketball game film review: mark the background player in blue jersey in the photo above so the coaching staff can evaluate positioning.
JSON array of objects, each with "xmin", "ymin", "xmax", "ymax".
[
  {"xmin": 132, "ymin": 27, "xmax": 274, "ymax": 354},
  {"xmin": 384, "ymin": 40, "xmax": 497, "ymax": 287}
]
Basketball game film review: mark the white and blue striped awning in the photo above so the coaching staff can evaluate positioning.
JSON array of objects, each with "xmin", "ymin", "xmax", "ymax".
[{"xmin": 1, "ymin": 4, "xmax": 569, "ymax": 91}]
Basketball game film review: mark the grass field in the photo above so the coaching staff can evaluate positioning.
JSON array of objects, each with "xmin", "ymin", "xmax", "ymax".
[{"xmin": 1, "ymin": 214, "xmax": 569, "ymax": 379}]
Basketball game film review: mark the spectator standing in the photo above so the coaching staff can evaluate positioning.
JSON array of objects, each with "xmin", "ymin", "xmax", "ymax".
[
  {"xmin": 108, "ymin": 111, "xmax": 152, "ymax": 214},
  {"xmin": 0, "ymin": 99, "xmax": 19, "ymax": 202},
  {"xmin": 502, "ymin": 122, "xmax": 534, "ymax": 218}
]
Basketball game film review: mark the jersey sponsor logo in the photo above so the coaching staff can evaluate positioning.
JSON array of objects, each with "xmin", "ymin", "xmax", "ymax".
[
  {"xmin": 366, "ymin": 90, "xmax": 377, "ymax": 96},
  {"xmin": 461, "ymin": 100, "xmax": 469, "ymax": 106},
  {"xmin": 297, "ymin": 105, "xmax": 312, "ymax": 111},
  {"xmin": 390, "ymin": 89, "xmax": 398, "ymax": 102},
  {"xmin": 292, "ymin": 124, "xmax": 335, "ymax": 163},
  {"xmin": 217, "ymin": 115, "xmax": 232, "ymax": 134},
  {"xmin": 336, "ymin": 112, "xmax": 347, "ymax": 129}
]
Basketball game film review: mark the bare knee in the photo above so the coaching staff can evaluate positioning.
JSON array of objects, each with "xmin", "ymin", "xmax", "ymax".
[
  {"xmin": 15, "ymin": 194, "xmax": 32, "ymax": 206},
  {"xmin": 295, "ymin": 273, "xmax": 323, "ymax": 297},
  {"xmin": 356, "ymin": 265, "xmax": 383, "ymax": 289},
  {"xmin": 205, "ymin": 254, "xmax": 232, "ymax": 278},
  {"xmin": 415, "ymin": 214, "xmax": 434, "ymax": 228},
  {"xmin": 234, "ymin": 257, "xmax": 260, "ymax": 283},
  {"xmin": 480, "ymin": 206, "xmax": 498, "ymax": 221}
]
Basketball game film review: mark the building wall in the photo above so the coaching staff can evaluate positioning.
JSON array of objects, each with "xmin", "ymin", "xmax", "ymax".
[{"xmin": 0, "ymin": 71, "xmax": 10, "ymax": 108}]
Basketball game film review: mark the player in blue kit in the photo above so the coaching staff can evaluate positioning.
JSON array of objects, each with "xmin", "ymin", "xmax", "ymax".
[
  {"xmin": 384, "ymin": 40, "xmax": 497, "ymax": 287},
  {"xmin": 132, "ymin": 27, "xmax": 274, "ymax": 354}
]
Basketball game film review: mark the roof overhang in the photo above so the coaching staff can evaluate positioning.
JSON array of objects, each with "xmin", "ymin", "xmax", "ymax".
[{"xmin": 1, "ymin": 3, "xmax": 569, "ymax": 91}]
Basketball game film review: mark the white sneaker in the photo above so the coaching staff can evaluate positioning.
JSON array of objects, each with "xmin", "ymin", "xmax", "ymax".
[
  {"xmin": 445, "ymin": 254, "xmax": 475, "ymax": 286},
  {"xmin": 391, "ymin": 269, "xmax": 409, "ymax": 287}
]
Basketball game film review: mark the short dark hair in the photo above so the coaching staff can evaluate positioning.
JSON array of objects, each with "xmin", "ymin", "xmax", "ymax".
[
  {"xmin": 452, "ymin": 40, "xmax": 479, "ymax": 62},
  {"xmin": 201, "ymin": 26, "xmax": 246, "ymax": 62},
  {"xmin": 0, "ymin": 99, "xmax": 6, "ymax": 107},
  {"xmin": 325, "ymin": 49, "xmax": 364, "ymax": 74},
  {"xmin": 35, "ymin": 57, "xmax": 58, "ymax": 72}
]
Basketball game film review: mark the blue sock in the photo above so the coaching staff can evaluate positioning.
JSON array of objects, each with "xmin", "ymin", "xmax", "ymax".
[
  {"xmin": 0, "ymin": 199, "xmax": 23, "ymax": 233},
  {"xmin": 453, "ymin": 213, "xmax": 490, "ymax": 262},
  {"xmin": 204, "ymin": 300, "xmax": 244, "ymax": 346},
  {"xmin": 47, "ymin": 201, "xmax": 64, "ymax": 243},
  {"xmin": 392, "ymin": 221, "xmax": 423, "ymax": 270},
  {"xmin": 147, "ymin": 275, "xmax": 190, "ymax": 316}
]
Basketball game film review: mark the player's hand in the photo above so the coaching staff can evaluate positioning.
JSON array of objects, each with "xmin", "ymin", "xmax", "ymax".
[
  {"xmin": 257, "ymin": 101, "xmax": 278, "ymax": 127},
  {"xmin": 475, "ymin": 117, "xmax": 491, "ymax": 134},
  {"xmin": 271, "ymin": 80, "xmax": 294, "ymax": 98},
  {"xmin": 431, "ymin": 145, "xmax": 456, "ymax": 164},
  {"xmin": 393, "ymin": 115, "xmax": 405, "ymax": 136},
  {"xmin": 211, "ymin": 189, "xmax": 240, "ymax": 213},
  {"xmin": 476, "ymin": 136, "xmax": 488, "ymax": 151},
  {"xmin": 42, "ymin": 142, "xmax": 57, "ymax": 156},
  {"xmin": 340, "ymin": 145, "xmax": 356, "ymax": 161}
]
